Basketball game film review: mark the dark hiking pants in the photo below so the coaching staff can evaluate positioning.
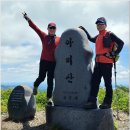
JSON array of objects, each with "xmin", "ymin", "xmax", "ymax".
[
  {"xmin": 34, "ymin": 60, "xmax": 56, "ymax": 98},
  {"xmin": 88, "ymin": 62, "xmax": 113, "ymax": 105}
]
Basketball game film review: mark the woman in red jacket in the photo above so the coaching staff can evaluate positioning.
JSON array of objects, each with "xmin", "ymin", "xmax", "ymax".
[
  {"xmin": 23, "ymin": 12, "xmax": 60, "ymax": 105},
  {"xmin": 79, "ymin": 17, "xmax": 124, "ymax": 109}
]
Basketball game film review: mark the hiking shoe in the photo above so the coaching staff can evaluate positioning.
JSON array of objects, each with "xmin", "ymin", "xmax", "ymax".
[
  {"xmin": 84, "ymin": 102, "xmax": 97, "ymax": 109},
  {"xmin": 46, "ymin": 98, "xmax": 53, "ymax": 106},
  {"xmin": 99, "ymin": 103, "xmax": 111, "ymax": 109},
  {"xmin": 33, "ymin": 87, "xmax": 38, "ymax": 95}
]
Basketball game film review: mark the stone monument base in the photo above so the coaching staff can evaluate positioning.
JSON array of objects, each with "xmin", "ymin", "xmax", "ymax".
[{"xmin": 46, "ymin": 105, "xmax": 114, "ymax": 130}]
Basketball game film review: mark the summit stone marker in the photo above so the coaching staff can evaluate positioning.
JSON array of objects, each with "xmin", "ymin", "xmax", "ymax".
[{"xmin": 53, "ymin": 28, "xmax": 93, "ymax": 107}]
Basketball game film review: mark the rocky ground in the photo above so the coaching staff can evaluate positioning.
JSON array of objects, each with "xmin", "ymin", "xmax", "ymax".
[{"xmin": 1, "ymin": 110, "xmax": 129, "ymax": 130}]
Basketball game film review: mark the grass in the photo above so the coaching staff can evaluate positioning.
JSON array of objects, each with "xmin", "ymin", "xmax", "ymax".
[{"xmin": 1, "ymin": 85, "xmax": 129, "ymax": 113}]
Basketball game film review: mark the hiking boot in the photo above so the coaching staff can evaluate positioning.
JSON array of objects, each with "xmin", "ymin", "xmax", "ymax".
[
  {"xmin": 99, "ymin": 103, "xmax": 111, "ymax": 109},
  {"xmin": 46, "ymin": 98, "xmax": 53, "ymax": 106},
  {"xmin": 84, "ymin": 102, "xmax": 97, "ymax": 109},
  {"xmin": 33, "ymin": 87, "xmax": 38, "ymax": 95}
]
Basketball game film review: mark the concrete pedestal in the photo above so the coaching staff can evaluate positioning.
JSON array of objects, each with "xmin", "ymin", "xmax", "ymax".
[{"xmin": 46, "ymin": 105, "xmax": 114, "ymax": 130}]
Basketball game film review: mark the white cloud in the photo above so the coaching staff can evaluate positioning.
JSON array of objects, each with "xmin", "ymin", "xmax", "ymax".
[
  {"xmin": 1, "ymin": 61, "xmax": 39, "ymax": 82},
  {"xmin": 1, "ymin": 45, "xmax": 41, "ymax": 64},
  {"xmin": 114, "ymin": 63, "xmax": 129, "ymax": 80},
  {"xmin": 1, "ymin": 1, "xmax": 129, "ymax": 43},
  {"xmin": 108, "ymin": 23, "xmax": 129, "ymax": 45}
]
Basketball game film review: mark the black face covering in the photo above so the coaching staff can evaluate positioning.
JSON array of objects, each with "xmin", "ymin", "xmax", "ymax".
[{"xmin": 48, "ymin": 35, "xmax": 56, "ymax": 44}]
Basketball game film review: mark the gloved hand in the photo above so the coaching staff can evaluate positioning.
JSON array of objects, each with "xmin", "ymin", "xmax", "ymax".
[
  {"xmin": 106, "ymin": 51, "xmax": 117, "ymax": 58},
  {"xmin": 22, "ymin": 12, "xmax": 30, "ymax": 21},
  {"xmin": 78, "ymin": 26, "xmax": 86, "ymax": 31},
  {"xmin": 79, "ymin": 26, "xmax": 88, "ymax": 34}
]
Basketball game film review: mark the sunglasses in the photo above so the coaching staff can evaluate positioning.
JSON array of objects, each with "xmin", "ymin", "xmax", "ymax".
[{"xmin": 49, "ymin": 26, "xmax": 56, "ymax": 29}]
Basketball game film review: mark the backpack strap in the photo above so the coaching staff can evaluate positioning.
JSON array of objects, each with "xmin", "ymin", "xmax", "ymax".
[{"xmin": 105, "ymin": 31, "xmax": 111, "ymax": 37}]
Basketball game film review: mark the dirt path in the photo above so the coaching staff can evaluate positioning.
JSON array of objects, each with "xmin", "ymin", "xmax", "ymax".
[
  {"xmin": 113, "ymin": 111, "xmax": 129, "ymax": 130},
  {"xmin": 1, "ymin": 110, "xmax": 129, "ymax": 130},
  {"xmin": 1, "ymin": 111, "xmax": 47, "ymax": 130}
]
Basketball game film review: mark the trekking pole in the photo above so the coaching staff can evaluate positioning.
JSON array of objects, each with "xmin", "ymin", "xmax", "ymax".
[{"xmin": 113, "ymin": 57, "xmax": 120, "ymax": 120}]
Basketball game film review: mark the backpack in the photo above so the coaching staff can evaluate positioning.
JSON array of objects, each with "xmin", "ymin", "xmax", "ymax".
[{"xmin": 103, "ymin": 31, "xmax": 120, "ymax": 62}]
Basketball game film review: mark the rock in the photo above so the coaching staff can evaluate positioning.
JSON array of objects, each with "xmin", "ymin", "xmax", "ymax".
[
  {"xmin": 46, "ymin": 106, "xmax": 114, "ymax": 130},
  {"xmin": 8, "ymin": 85, "xmax": 36, "ymax": 121}
]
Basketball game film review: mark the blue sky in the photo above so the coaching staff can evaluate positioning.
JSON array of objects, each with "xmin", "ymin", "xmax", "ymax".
[{"xmin": 1, "ymin": 0, "xmax": 129, "ymax": 87}]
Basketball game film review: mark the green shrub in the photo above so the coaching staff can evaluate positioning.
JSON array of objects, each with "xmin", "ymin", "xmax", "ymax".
[
  {"xmin": 1, "ymin": 89, "xmax": 12, "ymax": 100},
  {"xmin": 114, "ymin": 120, "xmax": 118, "ymax": 130},
  {"xmin": 35, "ymin": 91, "xmax": 47, "ymax": 110},
  {"xmin": 98, "ymin": 88, "xmax": 105, "ymax": 104},
  {"xmin": 117, "ymin": 85, "xmax": 129, "ymax": 93},
  {"xmin": 1, "ymin": 89, "xmax": 12, "ymax": 113},
  {"xmin": 112, "ymin": 87, "xmax": 129, "ymax": 113},
  {"xmin": 1, "ymin": 86, "xmax": 129, "ymax": 113},
  {"xmin": 98, "ymin": 85, "xmax": 129, "ymax": 113}
]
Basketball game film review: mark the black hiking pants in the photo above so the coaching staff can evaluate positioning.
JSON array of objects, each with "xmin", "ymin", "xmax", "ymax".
[
  {"xmin": 34, "ymin": 60, "xmax": 56, "ymax": 98},
  {"xmin": 88, "ymin": 62, "xmax": 113, "ymax": 105}
]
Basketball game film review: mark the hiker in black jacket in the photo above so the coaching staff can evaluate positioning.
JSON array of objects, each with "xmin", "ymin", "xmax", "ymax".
[{"xmin": 79, "ymin": 17, "xmax": 124, "ymax": 109}]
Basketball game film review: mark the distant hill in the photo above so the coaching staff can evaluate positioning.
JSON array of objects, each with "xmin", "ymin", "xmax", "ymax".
[
  {"xmin": 1, "ymin": 84, "xmax": 14, "ymax": 90},
  {"xmin": 1, "ymin": 82, "xmax": 46, "ymax": 91}
]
